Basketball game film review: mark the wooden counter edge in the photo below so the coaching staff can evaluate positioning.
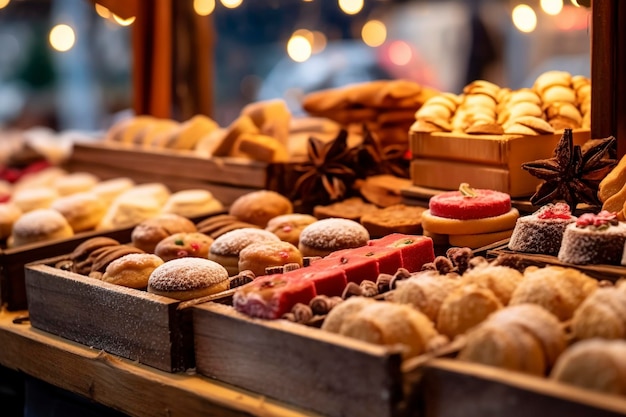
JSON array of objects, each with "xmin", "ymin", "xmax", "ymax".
[{"xmin": 0, "ymin": 310, "xmax": 322, "ymax": 417}]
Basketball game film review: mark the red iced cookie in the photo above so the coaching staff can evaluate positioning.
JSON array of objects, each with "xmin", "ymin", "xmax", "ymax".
[
  {"xmin": 311, "ymin": 254, "xmax": 379, "ymax": 285},
  {"xmin": 369, "ymin": 233, "xmax": 435, "ymax": 272},
  {"xmin": 429, "ymin": 184, "xmax": 511, "ymax": 220},
  {"xmin": 329, "ymin": 245, "xmax": 403, "ymax": 276},
  {"xmin": 233, "ymin": 274, "xmax": 316, "ymax": 319}
]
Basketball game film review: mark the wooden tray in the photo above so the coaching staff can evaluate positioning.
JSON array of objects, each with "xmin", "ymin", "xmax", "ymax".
[
  {"xmin": 192, "ymin": 302, "xmax": 458, "ymax": 417},
  {"xmin": 488, "ymin": 245, "xmax": 626, "ymax": 283},
  {"xmin": 25, "ymin": 257, "xmax": 232, "ymax": 373},
  {"xmin": 66, "ymin": 141, "xmax": 301, "ymax": 206},
  {"xmin": 0, "ymin": 227, "xmax": 134, "ymax": 311},
  {"xmin": 415, "ymin": 358, "xmax": 626, "ymax": 417}
]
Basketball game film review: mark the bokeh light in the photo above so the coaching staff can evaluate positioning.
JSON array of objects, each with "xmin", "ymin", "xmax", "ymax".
[
  {"xmin": 0, "ymin": 0, "xmax": 11, "ymax": 9},
  {"xmin": 94, "ymin": 3, "xmax": 110, "ymax": 18},
  {"xmin": 112, "ymin": 14, "xmax": 136, "ymax": 26},
  {"xmin": 512, "ymin": 4, "xmax": 537, "ymax": 33},
  {"xmin": 221, "ymin": 0, "xmax": 243, "ymax": 8},
  {"xmin": 311, "ymin": 31, "xmax": 327, "ymax": 53},
  {"xmin": 361, "ymin": 19, "xmax": 386, "ymax": 47},
  {"xmin": 387, "ymin": 40, "xmax": 412, "ymax": 66},
  {"xmin": 541, "ymin": 0, "xmax": 563, "ymax": 15},
  {"xmin": 49, "ymin": 24, "xmax": 76, "ymax": 52},
  {"xmin": 338, "ymin": 0, "xmax": 363, "ymax": 15},
  {"xmin": 287, "ymin": 35, "xmax": 312, "ymax": 63},
  {"xmin": 194, "ymin": 0, "xmax": 216, "ymax": 16}
]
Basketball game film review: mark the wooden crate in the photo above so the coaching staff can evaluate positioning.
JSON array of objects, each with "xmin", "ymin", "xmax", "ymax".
[
  {"xmin": 408, "ymin": 130, "xmax": 590, "ymax": 198},
  {"xmin": 193, "ymin": 302, "xmax": 411, "ymax": 417},
  {"xmin": 66, "ymin": 142, "xmax": 301, "ymax": 206},
  {"xmin": 25, "ymin": 257, "xmax": 227, "ymax": 373},
  {"xmin": 0, "ymin": 227, "xmax": 135, "ymax": 311},
  {"xmin": 415, "ymin": 358, "xmax": 626, "ymax": 417}
]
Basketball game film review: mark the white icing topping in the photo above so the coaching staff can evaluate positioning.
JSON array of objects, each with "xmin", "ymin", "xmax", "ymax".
[
  {"xmin": 558, "ymin": 222, "xmax": 626, "ymax": 265},
  {"xmin": 148, "ymin": 257, "xmax": 228, "ymax": 291},
  {"xmin": 299, "ymin": 218, "xmax": 370, "ymax": 249},
  {"xmin": 210, "ymin": 228, "xmax": 280, "ymax": 255}
]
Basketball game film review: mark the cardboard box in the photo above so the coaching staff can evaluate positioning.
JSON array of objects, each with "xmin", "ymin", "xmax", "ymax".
[{"xmin": 408, "ymin": 130, "xmax": 590, "ymax": 198}]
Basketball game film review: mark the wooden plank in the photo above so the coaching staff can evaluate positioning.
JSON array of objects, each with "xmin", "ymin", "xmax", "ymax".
[
  {"xmin": 25, "ymin": 262, "xmax": 192, "ymax": 372},
  {"xmin": 193, "ymin": 302, "xmax": 404, "ymax": 417},
  {"xmin": 70, "ymin": 142, "xmax": 270, "ymax": 188},
  {"xmin": 0, "ymin": 310, "xmax": 321, "ymax": 417},
  {"xmin": 415, "ymin": 358, "xmax": 626, "ymax": 417}
]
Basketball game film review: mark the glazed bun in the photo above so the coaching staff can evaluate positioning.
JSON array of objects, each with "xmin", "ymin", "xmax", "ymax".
[
  {"xmin": 229, "ymin": 190, "xmax": 293, "ymax": 227},
  {"xmin": 148, "ymin": 257, "xmax": 230, "ymax": 300},
  {"xmin": 161, "ymin": 189, "xmax": 224, "ymax": 218},
  {"xmin": 298, "ymin": 218, "xmax": 370, "ymax": 257},
  {"xmin": 238, "ymin": 240, "xmax": 303, "ymax": 276},
  {"xmin": 9, "ymin": 208, "xmax": 74, "ymax": 247},
  {"xmin": 101, "ymin": 253, "xmax": 164, "ymax": 289},
  {"xmin": 51, "ymin": 192, "xmax": 107, "ymax": 232},
  {"xmin": 131, "ymin": 213, "xmax": 197, "ymax": 253},
  {"xmin": 154, "ymin": 232, "xmax": 214, "ymax": 262}
]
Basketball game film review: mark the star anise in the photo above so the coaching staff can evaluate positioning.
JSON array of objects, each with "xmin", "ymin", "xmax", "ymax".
[
  {"xmin": 522, "ymin": 128, "xmax": 617, "ymax": 211},
  {"xmin": 354, "ymin": 125, "xmax": 410, "ymax": 178},
  {"xmin": 291, "ymin": 129, "xmax": 358, "ymax": 210}
]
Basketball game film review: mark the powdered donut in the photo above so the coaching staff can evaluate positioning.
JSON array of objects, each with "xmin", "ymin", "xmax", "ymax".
[
  {"xmin": 238, "ymin": 240, "xmax": 303, "ymax": 276},
  {"xmin": 209, "ymin": 228, "xmax": 280, "ymax": 276},
  {"xmin": 298, "ymin": 218, "xmax": 370, "ymax": 258},
  {"xmin": 101, "ymin": 253, "xmax": 164, "ymax": 289},
  {"xmin": 51, "ymin": 192, "xmax": 107, "ymax": 232},
  {"xmin": 148, "ymin": 257, "xmax": 230, "ymax": 300},
  {"xmin": 265, "ymin": 213, "xmax": 318, "ymax": 246},
  {"xmin": 229, "ymin": 190, "xmax": 293, "ymax": 227},
  {"xmin": 131, "ymin": 213, "xmax": 198, "ymax": 253},
  {"xmin": 9, "ymin": 208, "xmax": 74, "ymax": 247},
  {"xmin": 0, "ymin": 203, "xmax": 22, "ymax": 240},
  {"xmin": 154, "ymin": 232, "xmax": 214, "ymax": 262}
]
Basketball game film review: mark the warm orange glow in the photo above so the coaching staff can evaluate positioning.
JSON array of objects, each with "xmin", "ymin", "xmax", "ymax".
[
  {"xmin": 338, "ymin": 0, "xmax": 363, "ymax": 15},
  {"xmin": 112, "ymin": 14, "xmax": 136, "ymax": 26},
  {"xmin": 311, "ymin": 31, "xmax": 327, "ymax": 54},
  {"xmin": 221, "ymin": 0, "xmax": 243, "ymax": 8},
  {"xmin": 94, "ymin": 3, "xmax": 110, "ymax": 18},
  {"xmin": 361, "ymin": 19, "xmax": 386, "ymax": 47},
  {"xmin": 0, "ymin": 0, "xmax": 10, "ymax": 9},
  {"xmin": 194, "ymin": 0, "xmax": 216, "ymax": 16},
  {"xmin": 540, "ymin": 0, "xmax": 563, "ymax": 15},
  {"xmin": 287, "ymin": 35, "xmax": 312, "ymax": 63}
]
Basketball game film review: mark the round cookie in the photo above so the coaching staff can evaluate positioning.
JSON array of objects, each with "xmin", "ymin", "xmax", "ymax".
[
  {"xmin": 53, "ymin": 172, "xmax": 99, "ymax": 196},
  {"xmin": 161, "ymin": 189, "xmax": 224, "ymax": 218},
  {"xmin": 421, "ymin": 208, "xmax": 520, "ymax": 235},
  {"xmin": 154, "ymin": 232, "xmax": 214, "ymax": 262},
  {"xmin": 101, "ymin": 253, "xmax": 164, "ymax": 289},
  {"xmin": 209, "ymin": 228, "xmax": 280, "ymax": 276},
  {"xmin": 298, "ymin": 218, "xmax": 370, "ymax": 258},
  {"xmin": 11, "ymin": 187, "xmax": 59, "ymax": 212},
  {"xmin": 148, "ymin": 257, "xmax": 230, "ymax": 300},
  {"xmin": 88, "ymin": 245, "xmax": 146, "ymax": 277},
  {"xmin": 131, "ymin": 213, "xmax": 198, "ymax": 253},
  {"xmin": 229, "ymin": 190, "xmax": 293, "ymax": 227},
  {"xmin": 238, "ymin": 240, "xmax": 303, "ymax": 276},
  {"xmin": 0, "ymin": 203, "xmax": 22, "ymax": 240},
  {"xmin": 9, "ymin": 208, "xmax": 74, "ymax": 247},
  {"xmin": 265, "ymin": 213, "xmax": 318, "ymax": 246},
  {"xmin": 51, "ymin": 192, "xmax": 107, "ymax": 232}
]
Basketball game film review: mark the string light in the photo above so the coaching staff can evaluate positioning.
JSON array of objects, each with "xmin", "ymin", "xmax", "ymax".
[
  {"xmin": 540, "ymin": 0, "xmax": 563, "ymax": 15},
  {"xmin": 287, "ymin": 34, "xmax": 312, "ymax": 63},
  {"xmin": 338, "ymin": 0, "xmax": 363, "ymax": 15},
  {"xmin": 361, "ymin": 19, "xmax": 386, "ymax": 47},
  {"xmin": 512, "ymin": 4, "xmax": 537, "ymax": 33},
  {"xmin": 0, "ymin": 0, "xmax": 11, "ymax": 9},
  {"xmin": 112, "ymin": 14, "xmax": 136, "ymax": 26},
  {"xmin": 49, "ymin": 24, "xmax": 76, "ymax": 52},
  {"xmin": 94, "ymin": 3, "xmax": 110, "ymax": 18},
  {"xmin": 194, "ymin": 0, "xmax": 216, "ymax": 16},
  {"xmin": 221, "ymin": 0, "xmax": 243, "ymax": 8}
]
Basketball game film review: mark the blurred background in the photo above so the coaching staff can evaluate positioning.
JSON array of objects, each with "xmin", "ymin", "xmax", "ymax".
[{"xmin": 0, "ymin": 0, "xmax": 591, "ymax": 131}]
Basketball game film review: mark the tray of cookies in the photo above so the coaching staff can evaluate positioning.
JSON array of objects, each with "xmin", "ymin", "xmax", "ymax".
[
  {"xmin": 0, "ymin": 167, "xmax": 226, "ymax": 311},
  {"xmin": 409, "ymin": 71, "xmax": 591, "ymax": 198}
]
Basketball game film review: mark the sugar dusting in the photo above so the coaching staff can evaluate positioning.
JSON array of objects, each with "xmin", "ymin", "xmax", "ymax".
[
  {"xmin": 299, "ymin": 218, "xmax": 369, "ymax": 249},
  {"xmin": 148, "ymin": 258, "xmax": 228, "ymax": 291},
  {"xmin": 13, "ymin": 209, "xmax": 70, "ymax": 236},
  {"xmin": 210, "ymin": 228, "xmax": 279, "ymax": 255}
]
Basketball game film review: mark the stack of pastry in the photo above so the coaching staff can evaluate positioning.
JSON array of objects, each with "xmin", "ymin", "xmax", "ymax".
[
  {"xmin": 533, "ymin": 70, "xmax": 587, "ymax": 131},
  {"xmin": 411, "ymin": 70, "xmax": 589, "ymax": 135},
  {"xmin": 302, "ymin": 79, "xmax": 439, "ymax": 148}
]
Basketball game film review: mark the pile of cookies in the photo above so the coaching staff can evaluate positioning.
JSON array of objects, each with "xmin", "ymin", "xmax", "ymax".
[
  {"xmin": 412, "ymin": 70, "xmax": 590, "ymax": 135},
  {"xmin": 302, "ymin": 79, "xmax": 439, "ymax": 148}
]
